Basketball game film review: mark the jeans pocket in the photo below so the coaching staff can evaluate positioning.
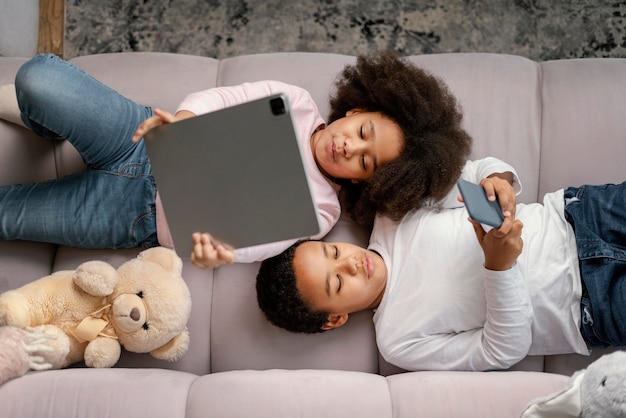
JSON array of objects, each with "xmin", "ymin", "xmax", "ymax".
[
  {"xmin": 131, "ymin": 209, "xmax": 158, "ymax": 248},
  {"xmin": 580, "ymin": 296, "xmax": 610, "ymax": 348}
]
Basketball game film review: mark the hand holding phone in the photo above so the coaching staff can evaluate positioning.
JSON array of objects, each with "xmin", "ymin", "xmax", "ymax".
[{"xmin": 457, "ymin": 179, "xmax": 504, "ymax": 228}]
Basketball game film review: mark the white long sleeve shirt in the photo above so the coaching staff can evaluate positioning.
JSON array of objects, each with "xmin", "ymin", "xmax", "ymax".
[
  {"xmin": 369, "ymin": 159, "xmax": 588, "ymax": 371},
  {"xmin": 155, "ymin": 81, "xmax": 341, "ymax": 262}
]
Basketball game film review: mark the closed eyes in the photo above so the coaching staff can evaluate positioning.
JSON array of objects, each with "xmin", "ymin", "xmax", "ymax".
[
  {"xmin": 359, "ymin": 126, "xmax": 368, "ymax": 171},
  {"xmin": 334, "ymin": 245, "xmax": 343, "ymax": 293}
]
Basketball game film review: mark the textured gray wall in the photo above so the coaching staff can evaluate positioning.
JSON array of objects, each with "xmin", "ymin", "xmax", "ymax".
[{"xmin": 65, "ymin": 0, "xmax": 626, "ymax": 60}]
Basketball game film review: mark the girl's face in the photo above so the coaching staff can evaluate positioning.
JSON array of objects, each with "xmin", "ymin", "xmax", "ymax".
[
  {"xmin": 310, "ymin": 110, "xmax": 403, "ymax": 182},
  {"xmin": 293, "ymin": 241, "xmax": 387, "ymax": 330}
]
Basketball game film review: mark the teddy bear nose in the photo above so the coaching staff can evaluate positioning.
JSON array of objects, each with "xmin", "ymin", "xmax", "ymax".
[{"xmin": 130, "ymin": 307, "xmax": 141, "ymax": 321}]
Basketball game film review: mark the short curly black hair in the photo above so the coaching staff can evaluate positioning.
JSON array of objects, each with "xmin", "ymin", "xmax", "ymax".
[
  {"xmin": 328, "ymin": 51, "xmax": 472, "ymax": 225},
  {"xmin": 255, "ymin": 240, "xmax": 329, "ymax": 334}
]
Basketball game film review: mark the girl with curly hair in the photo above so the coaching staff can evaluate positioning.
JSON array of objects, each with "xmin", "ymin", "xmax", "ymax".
[
  {"xmin": 328, "ymin": 51, "xmax": 474, "ymax": 225},
  {"xmin": 0, "ymin": 51, "xmax": 477, "ymax": 269}
]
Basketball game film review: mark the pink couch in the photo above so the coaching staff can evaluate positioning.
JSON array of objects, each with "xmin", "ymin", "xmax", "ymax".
[{"xmin": 1, "ymin": 51, "xmax": 625, "ymax": 418}]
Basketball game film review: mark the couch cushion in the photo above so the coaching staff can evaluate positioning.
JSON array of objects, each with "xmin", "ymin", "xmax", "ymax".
[
  {"xmin": 50, "ymin": 248, "xmax": 215, "ymax": 374},
  {"xmin": 210, "ymin": 218, "xmax": 379, "ymax": 373},
  {"xmin": 210, "ymin": 261, "xmax": 380, "ymax": 373},
  {"xmin": 216, "ymin": 52, "xmax": 355, "ymax": 120},
  {"xmin": 407, "ymin": 53, "xmax": 542, "ymax": 203},
  {"xmin": 70, "ymin": 52, "xmax": 220, "ymax": 111},
  {"xmin": 539, "ymin": 58, "xmax": 626, "ymax": 196},
  {"xmin": 0, "ymin": 368, "xmax": 197, "ymax": 418},
  {"xmin": 55, "ymin": 52, "xmax": 222, "ymax": 178},
  {"xmin": 387, "ymin": 370, "xmax": 569, "ymax": 418},
  {"xmin": 0, "ymin": 241, "xmax": 57, "ymax": 293},
  {"xmin": 543, "ymin": 347, "xmax": 622, "ymax": 376},
  {"xmin": 188, "ymin": 369, "xmax": 392, "ymax": 418},
  {"xmin": 0, "ymin": 58, "xmax": 59, "ymax": 187}
]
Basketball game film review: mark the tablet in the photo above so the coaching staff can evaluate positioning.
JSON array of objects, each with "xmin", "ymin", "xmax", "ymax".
[
  {"xmin": 145, "ymin": 94, "xmax": 322, "ymax": 256},
  {"xmin": 457, "ymin": 179, "xmax": 504, "ymax": 228}
]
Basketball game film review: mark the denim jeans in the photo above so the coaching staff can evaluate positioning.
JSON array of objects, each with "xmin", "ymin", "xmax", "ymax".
[
  {"xmin": 564, "ymin": 182, "xmax": 626, "ymax": 348},
  {"xmin": 0, "ymin": 53, "xmax": 158, "ymax": 249}
]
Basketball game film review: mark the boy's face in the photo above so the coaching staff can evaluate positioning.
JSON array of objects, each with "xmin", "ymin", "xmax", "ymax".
[
  {"xmin": 293, "ymin": 241, "xmax": 387, "ymax": 330},
  {"xmin": 310, "ymin": 110, "xmax": 403, "ymax": 182}
]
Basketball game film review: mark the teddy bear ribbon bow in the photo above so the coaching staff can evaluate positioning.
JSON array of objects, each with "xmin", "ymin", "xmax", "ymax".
[{"xmin": 70, "ymin": 303, "xmax": 118, "ymax": 343}]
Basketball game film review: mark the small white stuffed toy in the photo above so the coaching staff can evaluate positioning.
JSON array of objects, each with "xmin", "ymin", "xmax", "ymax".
[{"xmin": 521, "ymin": 351, "xmax": 626, "ymax": 418}]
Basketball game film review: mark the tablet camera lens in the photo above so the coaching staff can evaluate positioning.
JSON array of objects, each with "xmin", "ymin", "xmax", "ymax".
[{"xmin": 270, "ymin": 97, "xmax": 285, "ymax": 115}]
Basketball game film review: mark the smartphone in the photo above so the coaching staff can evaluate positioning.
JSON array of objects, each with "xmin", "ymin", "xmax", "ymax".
[{"xmin": 456, "ymin": 179, "xmax": 504, "ymax": 228}]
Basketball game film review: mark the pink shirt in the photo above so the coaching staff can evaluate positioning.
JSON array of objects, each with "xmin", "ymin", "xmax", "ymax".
[{"xmin": 155, "ymin": 81, "xmax": 341, "ymax": 262}]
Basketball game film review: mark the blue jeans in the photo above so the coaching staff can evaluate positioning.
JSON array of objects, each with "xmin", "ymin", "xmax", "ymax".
[
  {"xmin": 0, "ymin": 53, "xmax": 158, "ymax": 249},
  {"xmin": 564, "ymin": 182, "xmax": 626, "ymax": 348}
]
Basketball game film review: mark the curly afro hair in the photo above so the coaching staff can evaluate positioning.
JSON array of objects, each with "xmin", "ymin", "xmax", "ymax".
[
  {"xmin": 328, "ymin": 51, "xmax": 472, "ymax": 225},
  {"xmin": 256, "ymin": 240, "xmax": 329, "ymax": 334}
]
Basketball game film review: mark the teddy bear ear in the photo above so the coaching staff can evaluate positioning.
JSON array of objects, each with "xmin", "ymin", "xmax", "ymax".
[
  {"xmin": 150, "ymin": 329, "xmax": 190, "ymax": 362},
  {"xmin": 137, "ymin": 247, "xmax": 183, "ymax": 275}
]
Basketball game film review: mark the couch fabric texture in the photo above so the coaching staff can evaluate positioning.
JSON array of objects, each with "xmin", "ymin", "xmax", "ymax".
[{"xmin": 1, "ymin": 51, "xmax": 625, "ymax": 417}]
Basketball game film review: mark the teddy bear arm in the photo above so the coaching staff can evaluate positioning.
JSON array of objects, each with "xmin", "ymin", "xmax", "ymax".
[
  {"xmin": 84, "ymin": 337, "xmax": 121, "ymax": 368},
  {"xmin": 150, "ymin": 329, "xmax": 190, "ymax": 362},
  {"xmin": 27, "ymin": 325, "xmax": 75, "ymax": 370}
]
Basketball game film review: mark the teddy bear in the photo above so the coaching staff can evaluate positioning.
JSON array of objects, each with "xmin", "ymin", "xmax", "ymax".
[
  {"xmin": 520, "ymin": 350, "xmax": 626, "ymax": 418},
  {"xmin": 0, "ymin": 246, "xmax": 191, "ymax": 369}
]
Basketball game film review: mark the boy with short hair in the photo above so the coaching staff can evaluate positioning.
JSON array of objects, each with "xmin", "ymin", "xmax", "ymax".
[{"xmin": 256, "ymin": 170, "xmax": 626, "ymax": 372}]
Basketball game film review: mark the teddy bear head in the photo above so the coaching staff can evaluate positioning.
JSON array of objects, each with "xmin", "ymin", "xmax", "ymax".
[{"xmin": 106, "ymin": 247, "xmax": 192, "ymax": 361}]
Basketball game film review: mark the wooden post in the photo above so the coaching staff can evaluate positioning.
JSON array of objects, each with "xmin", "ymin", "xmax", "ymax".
[{"xmin": 37, "ymin": 0, "xmax": 64, "ymax": 57}]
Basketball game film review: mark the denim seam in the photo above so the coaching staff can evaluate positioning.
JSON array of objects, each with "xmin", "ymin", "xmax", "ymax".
[{"xmin": 130, "ymin": 207, "xmax": 157, "ymax": 248}]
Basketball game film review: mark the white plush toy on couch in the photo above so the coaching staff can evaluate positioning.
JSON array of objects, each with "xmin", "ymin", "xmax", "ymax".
[
  {"xmin": 0, "ymin": 325, "xmax": 55, "ymax": 385},
  {"xmin": 0, "ymin": 247, "xmax": 192, "ymax": 370},
  {"xmin": 521, "ymin": 350, "xmax": 626, "ymax": 418}
]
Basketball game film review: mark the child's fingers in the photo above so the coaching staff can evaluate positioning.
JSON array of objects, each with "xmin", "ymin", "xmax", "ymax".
[
  {"xmin": 216, "ymin": 245, "xmax": 236, "ymax": 264},
  {"xmin": 132, "ymin": 117, "xmax": 161, "ymax": 142},
  {"xmin": 132, "ymin": 109, "xmax": 175, "ymax": 142},
  {"xmin": 189, "ymin": 232, "xmax": 235, "ymax": 269}
]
